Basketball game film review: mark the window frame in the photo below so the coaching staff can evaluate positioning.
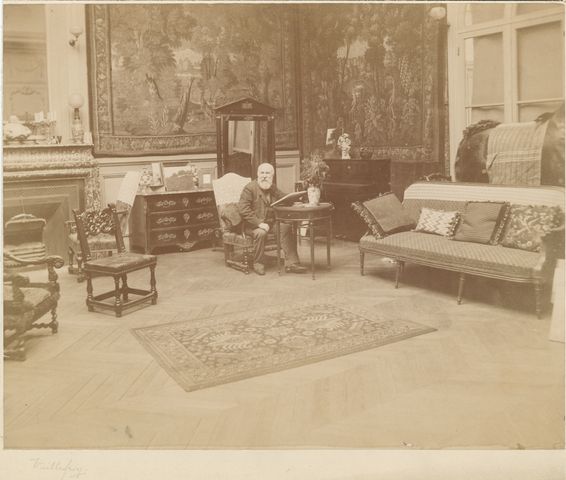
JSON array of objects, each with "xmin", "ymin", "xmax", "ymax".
[{"xmin": 447, "ymin": 2, "xmax": 564, "ymax": 176}]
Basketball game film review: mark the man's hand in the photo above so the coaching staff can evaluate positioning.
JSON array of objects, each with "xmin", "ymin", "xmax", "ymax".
[{"xmin": 259, "ymin": 223, "xmax": 270, "ymax": 232}]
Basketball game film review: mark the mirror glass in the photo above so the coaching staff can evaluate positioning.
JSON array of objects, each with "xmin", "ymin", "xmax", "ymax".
[
  {"xmin": 3, "ymin": 4, "xmax": 49, "ymax": 122},
  {"xmin": 227, "ymin": 120, "xmax": 268, "ymax": 178}
]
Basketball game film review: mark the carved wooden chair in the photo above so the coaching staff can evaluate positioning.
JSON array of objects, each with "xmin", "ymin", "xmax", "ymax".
[
  {"xmin": 212, "ymin": 173, "xmax": 278, "ymax": 274},
  {"xmin": 73, "ymin": 203, "xmax": 157, "ymax": 317},
  {"xmin": 3, "ymin": 252, "xmax": 64, "ymax": 361},
  {"xmin": 66, "ymin": 208, "xmax": 127, "ymax": 282}
]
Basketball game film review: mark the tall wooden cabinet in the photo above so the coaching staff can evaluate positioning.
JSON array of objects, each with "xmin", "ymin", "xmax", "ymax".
[
  {"xmin": 128, "ymin": 189, "xmax": 219, "ymax": 254},
  {"xmin": 322, "ymin": 158, "xmax": 391, "ymax": 241}
]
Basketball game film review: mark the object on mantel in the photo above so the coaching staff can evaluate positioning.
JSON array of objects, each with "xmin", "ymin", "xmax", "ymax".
[
  {"xmin": 3, "ymin": 116, "xmax": 32, "ymax": 144},
  {"xmin": 69, "ymin": 93, "xmax": 85, "ymax": 144}
]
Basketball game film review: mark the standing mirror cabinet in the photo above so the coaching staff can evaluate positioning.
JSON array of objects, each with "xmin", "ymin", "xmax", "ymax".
[{"xmin": 214, "ymin": 97, "xmax": 276, "ymax": 179}]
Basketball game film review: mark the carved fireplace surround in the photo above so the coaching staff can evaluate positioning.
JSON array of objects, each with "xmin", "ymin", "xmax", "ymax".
[{"xmin": 3, "ymin": 144, "xmax": 101, "ymax": 259}]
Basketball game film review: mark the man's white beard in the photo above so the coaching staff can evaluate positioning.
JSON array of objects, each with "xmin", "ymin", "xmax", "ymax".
[{"xmin": 258, "ymin": 178, "xmax": 273, "ymax": 190}]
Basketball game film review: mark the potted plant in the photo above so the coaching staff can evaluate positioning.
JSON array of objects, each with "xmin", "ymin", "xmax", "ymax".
[{"xmin": 300, "ymin": 151, "xmax": 330, "ymax": 206}]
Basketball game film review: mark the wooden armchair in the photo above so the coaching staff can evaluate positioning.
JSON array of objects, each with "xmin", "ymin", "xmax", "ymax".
[
  {"xmin": 73, "ymin": 203, "xmax": 157, "ymax": 317},
  {"xmin": 212, "ymin": 173, "xmax": 278, "ymax": 274},
  {"xmin": 3, "ymin": 252, "xmax": 64, "ymax": 361}
]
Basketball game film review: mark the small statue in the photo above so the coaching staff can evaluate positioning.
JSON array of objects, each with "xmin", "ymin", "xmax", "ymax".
[{"xmin": 337, "ymin": 133, "xmax": 352, "ymax": 160}]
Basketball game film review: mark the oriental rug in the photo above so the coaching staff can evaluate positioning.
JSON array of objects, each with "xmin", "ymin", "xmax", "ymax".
[{"xmin": 131, "ymin": 299, "xmax": 436, "ymax": 392}]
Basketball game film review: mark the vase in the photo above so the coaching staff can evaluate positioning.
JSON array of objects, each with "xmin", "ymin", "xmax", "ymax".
[
  {"xmin": 307, "ymin": 186, "xmax": 321, "ymax": 206},
  {"xmin": 340, "ymin": 145, "xmax": 351, "ymax": 160}
]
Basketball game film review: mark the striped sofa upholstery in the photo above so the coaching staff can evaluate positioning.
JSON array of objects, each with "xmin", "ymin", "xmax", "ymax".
[{"xmin": 359, "ymin": 182, "xmax": 565, "ymax": 317}]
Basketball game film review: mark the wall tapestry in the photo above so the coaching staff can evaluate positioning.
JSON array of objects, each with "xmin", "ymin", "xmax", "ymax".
[
  {"xmin": 299, "ymin": 3, "xmax": 436, "ymax": 164},
  {"xmin": 87, "ymin": 4, "xmax": 298, "ymax": 156}
]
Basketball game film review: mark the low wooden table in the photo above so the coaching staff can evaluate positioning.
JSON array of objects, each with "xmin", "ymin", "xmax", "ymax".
[{"xmin": 273, "ymin": 202, "xmax": 333, "ymax": 280}]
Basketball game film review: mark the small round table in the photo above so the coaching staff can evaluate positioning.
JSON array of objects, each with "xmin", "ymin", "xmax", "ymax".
[{"xmin": 273, "ymin": 202, "xmax": 333, "ymax": 280}]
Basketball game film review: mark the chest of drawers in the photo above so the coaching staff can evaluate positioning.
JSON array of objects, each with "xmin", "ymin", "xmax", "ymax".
[{"xmin": 128, "ymin": 189, "xmax": 219, "ymax": 254}]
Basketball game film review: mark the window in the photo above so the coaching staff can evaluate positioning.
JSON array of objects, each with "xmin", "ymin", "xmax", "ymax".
[{"xmin": 447, "ymin": 2, "xmax": 564, "ymax": 172}]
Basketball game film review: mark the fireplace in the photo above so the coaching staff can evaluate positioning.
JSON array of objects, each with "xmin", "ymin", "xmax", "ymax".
[{"xmin": 3, "ymin": 144, "xmax": 100, "ymax": 260}]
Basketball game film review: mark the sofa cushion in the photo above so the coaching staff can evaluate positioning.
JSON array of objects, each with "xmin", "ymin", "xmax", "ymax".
[
  {"xmin": 360, "ymin": 231, "xmax": 542, "ymax": 280},
  {"xmin": 414, "ymin": 207, "xmax": 460, "ymax": 237},
  {"xmin": 453, "ymin": 201, "xmax": 509, "ymax": 245},
  {"xmin": 500, "ymin": 204, "xmax": 564, "ymax": 252},
  {"xmin": 351, "ymin": 201, "xmax": 385, "ymax": 238},
  {"xmin": 361, "ymin": 193, "xmax": 415, "ymax": 236}
]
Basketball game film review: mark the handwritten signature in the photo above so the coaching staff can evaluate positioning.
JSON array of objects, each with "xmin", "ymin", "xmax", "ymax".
[{"xmin": 30, "ymin": 458, "xmax": 87, "ymax": 480}]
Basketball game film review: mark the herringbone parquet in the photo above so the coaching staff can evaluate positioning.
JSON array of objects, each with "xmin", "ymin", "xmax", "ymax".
[{"xmin": 3, "ymin": 240, "xmax": 564, "ymax": 449}]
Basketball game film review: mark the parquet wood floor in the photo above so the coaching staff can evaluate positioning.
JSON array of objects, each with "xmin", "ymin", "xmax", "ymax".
[{"xmin": 3, "ymin": 240, "xmax": 564, "ymax": 449}]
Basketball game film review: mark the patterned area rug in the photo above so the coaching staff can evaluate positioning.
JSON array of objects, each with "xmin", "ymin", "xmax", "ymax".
[{"xmin": 131, "ymin": 299, "xmax": 436, "ymax": 392}]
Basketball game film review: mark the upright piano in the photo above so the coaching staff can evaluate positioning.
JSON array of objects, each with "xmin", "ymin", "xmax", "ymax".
[{"xmin": 322, "ymin": 158, "xmax": 391, "ymax": 240}]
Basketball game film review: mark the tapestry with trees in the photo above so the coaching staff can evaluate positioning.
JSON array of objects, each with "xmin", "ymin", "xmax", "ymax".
[
  {"xmin": 298, "ymin": 3, "xmax": 438, "ymax": 164},
  {"xmin": 88, "ymin": 4, "xmax": 298, "ymax": 155}
]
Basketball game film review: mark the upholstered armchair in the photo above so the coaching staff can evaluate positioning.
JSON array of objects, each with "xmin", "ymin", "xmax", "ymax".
[
  {"xmin": 3, "ymin": 252, "xmax": 64, "ymax": 361},
  {"xmin": 212, "ymin": 172, "xmax": 278, "ymax": 274}
]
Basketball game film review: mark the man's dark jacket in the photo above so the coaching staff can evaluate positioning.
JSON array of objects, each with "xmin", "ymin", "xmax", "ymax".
[{"xmin": 238, "ymin": 180, "xmax": 285, "ymax": 229}]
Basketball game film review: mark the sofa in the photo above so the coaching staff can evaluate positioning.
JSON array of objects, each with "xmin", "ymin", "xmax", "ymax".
[{"xmin": 358, "ymin": 182, "xmax": 565, "ymax": 317}]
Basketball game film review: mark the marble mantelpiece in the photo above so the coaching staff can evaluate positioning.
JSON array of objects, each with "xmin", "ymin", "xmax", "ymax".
[
  {"xmin": 3, "ymin": 144, "xmax": 101, "ymax": 259},
  {"xmin": 3, "ymin": 143, "xmax": 101, "ymax": 210}
]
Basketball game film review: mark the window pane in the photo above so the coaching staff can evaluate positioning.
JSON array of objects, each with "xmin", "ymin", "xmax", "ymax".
[
  {"xmin": 517, "ymin": 4, "xmax": 562, "ymax": 15},
  {"xmin": 519, "ymin": 102, "xmax": 563, "ymax": 122},
  {"xmin": 470, "ymin": 107, "xmax": 504, "ymax": 124},
  {"xmin": 518, "ymin": 22, "xmax": 564, "ymax": 101},
  {"xmin": 465, "ymin": 34, "xmax": 504, "ymax": 106},
  {"xmin": 464, "ymin": 3, "xmax": 505, "ymax": 26}
]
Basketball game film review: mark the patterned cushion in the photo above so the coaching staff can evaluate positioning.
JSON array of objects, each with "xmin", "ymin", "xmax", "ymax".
[
  {"xmin": 68, "ymin": 232, "xmax": 117, "ymax": 251},
  {"xmin": 414, "ymin": 208, "xmax": 460, "ymax": 237},
  {"xmin": 351, "ymin": 201, "xmax": 385, "ymax": 239},
  {"xmin": 453, "ymin": 202, "xmax": 509, "ymax": 245},
  {"xmin": 352, "ymin": 193, "xmax": 416, "ymax": 240},
  {"xmin": 359, "ymin": 232, "xmax": 542, "ymax": 280},
  {"xmin": 85, "ymin": 253, "xmax": 156, "ymax": 273},
  {"xmin": 362, "ymin": 193, "xmax": 415, "ymax": 235},
  {"xmin": 3, "ymin": 286, "xmax": 51, "ymax": 307},
  {"xmin": 222, "ymin": 231, "xmax": 253, "ymax": 246},
  {"xmin": 500, "ymin": 204, "xmax": 564, "ymax": 252}
]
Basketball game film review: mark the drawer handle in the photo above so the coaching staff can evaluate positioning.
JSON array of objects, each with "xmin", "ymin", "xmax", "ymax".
[
  {"xmin": 183, "ymin": 229, "xmax": 191, "ymax": 240},
  {"xmin": 182, "ymin": 197, "xmax": 189, "ymax": 207},
  {"xmin": 183, "ymin": 213, "xmax": 191, "ymax": 223},
  {"xmin": 195, "ymin": 196, "xmax": 213, "ymax": 205},
  {"xmin": 197, "ymin": 212, "xmax": 214, "ymax": 221},
  {"xmin": 156, "ymin": 216, "xmax": 176, "ymax": 226},
  {"xmin": 157, "ymin": 232, "xmax": 177, "ymax": 241},
  {"xmin": 198, "ymin": 227, "xmax": 214, "ymax": 237},
  {"xmin": 156, "ymin": 200, "xmax": 176, "ymax": 208}
]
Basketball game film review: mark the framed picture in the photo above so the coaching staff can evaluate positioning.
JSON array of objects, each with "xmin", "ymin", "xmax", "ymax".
[
  {"xmin": 198, "ymin": 166, "xmax": 217, "ymax": 189},
  {"xmin": 162, "ymin": 163, "xmax": 198, "ymax": 192},
  {"xmin": 87, "ymin": 4, "xmax": 298, "ymax": 156},
  {"xmin": 151, "ymin": 162, "xmax": 164, "ymax": 187}
]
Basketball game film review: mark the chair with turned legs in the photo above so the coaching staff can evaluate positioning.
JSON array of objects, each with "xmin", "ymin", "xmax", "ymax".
[{"xmin": 73, "ymin": 203, "xmax": 158, "ymax": 317}]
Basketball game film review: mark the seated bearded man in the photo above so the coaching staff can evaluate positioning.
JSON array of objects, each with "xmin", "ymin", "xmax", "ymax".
[{"xmin": 238, "ymin": 163, "xmax": 307, "ymax": 275}]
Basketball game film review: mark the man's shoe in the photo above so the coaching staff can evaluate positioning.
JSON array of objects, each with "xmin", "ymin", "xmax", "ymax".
[
  {"xmin": 286, "ymin": 263, "xmax": 307, "ymax": 274},
  {"xmin": 253, "ymin": 263, "xmax": 265, "ymax": 275}
]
